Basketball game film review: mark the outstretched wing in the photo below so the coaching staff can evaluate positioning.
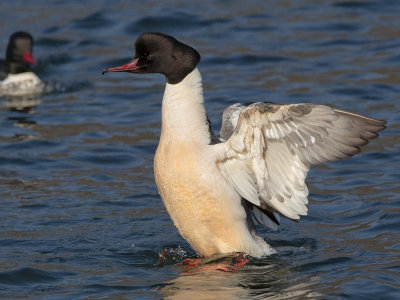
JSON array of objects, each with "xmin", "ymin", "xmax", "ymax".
[{"xmin": 216, "ymin": 102, "xmax": 386, "ymax": 222}]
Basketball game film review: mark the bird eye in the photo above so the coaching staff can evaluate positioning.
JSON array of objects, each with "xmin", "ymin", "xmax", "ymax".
[{"xmin": 147, "ymin": 54, "xmax": 153, "ymax": 61}]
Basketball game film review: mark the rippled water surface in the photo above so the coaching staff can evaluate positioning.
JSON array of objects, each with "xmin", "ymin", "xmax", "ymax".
[{"xmin": 0, "ymin": 0, "xmax": 399, "ymax": 299}]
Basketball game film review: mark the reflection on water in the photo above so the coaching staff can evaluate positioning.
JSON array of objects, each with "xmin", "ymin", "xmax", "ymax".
[
  {"xmin": 4, "ymin": 94, "xmax": 42, "ymax": 112},
  {"xmin": 160, "ymin": 270, "xmax": 251, "ymax": 300},
  {"xmin": 156, "ymin": 249, "xmax": 323, "ymax": 299},
  {"xmin": 159, "ymin": 259, "xmax": 321, "ymax": 300},
  {"xmin": 1, "ymin": 94, "xmax": 41, "ymax": 141}
]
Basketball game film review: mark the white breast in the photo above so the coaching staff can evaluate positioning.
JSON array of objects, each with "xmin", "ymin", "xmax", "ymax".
[{"xmin": 0, "ymin": 72, "xmax": 44, "ymax": 96}]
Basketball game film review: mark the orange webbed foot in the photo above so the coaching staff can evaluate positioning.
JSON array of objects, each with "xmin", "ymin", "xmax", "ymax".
[{"xmin": 181, "ymin": 252, "xmax": 250, "ymax": 274}]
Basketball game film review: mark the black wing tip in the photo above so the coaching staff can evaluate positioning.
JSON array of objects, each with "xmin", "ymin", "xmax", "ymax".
[
  {"xmin": 256, "ymin": 202, "xmax": 280, "ymax": 225},
  {"xmin": 243, "ymin": 199, "xmax": 281, "ymax": 226}
]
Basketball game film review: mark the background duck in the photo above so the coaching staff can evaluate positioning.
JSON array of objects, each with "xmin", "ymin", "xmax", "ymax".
[{"xmin": 0, "ymin": 31, "xmax": 43, "ymax": 96}]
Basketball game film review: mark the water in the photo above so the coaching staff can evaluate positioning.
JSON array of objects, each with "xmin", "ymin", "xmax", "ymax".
[{"xmin": 0, "ymin": 0, "xmax": 399, "ymax": 298}]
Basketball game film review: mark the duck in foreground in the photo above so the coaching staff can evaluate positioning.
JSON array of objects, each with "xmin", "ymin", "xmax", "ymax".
[
  {"xmin": 103, "ymin": 32, "xmax": 386, "ymax": 258},
  {"xmin": 0, "ymin": 31, "xmax": 43, "ymax": 96}
]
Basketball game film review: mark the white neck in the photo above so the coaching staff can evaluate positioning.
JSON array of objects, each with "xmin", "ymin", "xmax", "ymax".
[{"xmin": 160, "ymin": 68, "xmax": 211, "ymax": 144}]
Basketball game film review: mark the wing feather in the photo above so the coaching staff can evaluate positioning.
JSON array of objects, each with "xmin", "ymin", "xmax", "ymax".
[{"xmin": 217, "ymin": 102, "xmax": 386, "ymax": 222}]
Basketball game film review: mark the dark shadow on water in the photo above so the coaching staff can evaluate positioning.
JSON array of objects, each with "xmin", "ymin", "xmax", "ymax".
[
  {"xmin": 125, "ymin": 13, "xmax": 229, "ymax": 35},
  {"xmin": 72, "ymin": 11, "xmax": 115, "ymax": 30},
  {"xmin": 0, "ymin": 267, "xmax": 75, "ymax": 286}
]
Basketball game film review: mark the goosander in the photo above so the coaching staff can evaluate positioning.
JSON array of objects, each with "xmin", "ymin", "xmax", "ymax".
[
  {"xmin": 103, "ymin": 32, "xmax": 386, "ymax": 257},
  {"xmin": 0, "ymin": 32, "xmax": 43, "ymax": 96}
]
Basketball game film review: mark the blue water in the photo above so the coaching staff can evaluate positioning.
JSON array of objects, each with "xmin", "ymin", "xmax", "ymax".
[{"xmin": 0, "ymin": 0, "xmax": 399, "ymax": 299}]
